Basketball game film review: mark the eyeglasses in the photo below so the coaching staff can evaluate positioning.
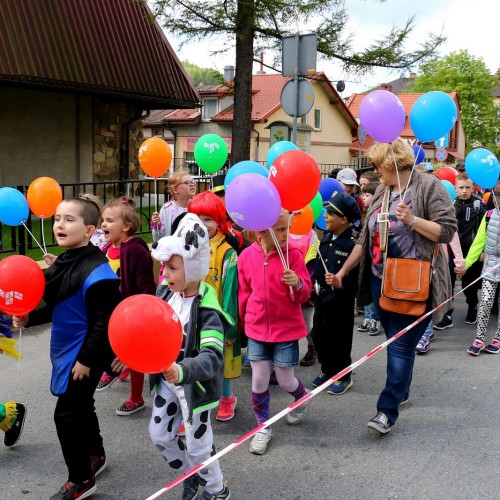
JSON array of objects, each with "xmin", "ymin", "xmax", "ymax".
[
  {"xmin": 176, "ymin": 180, "xmax": 196, "ymax": 187},
  {"xmin": 493, "ymin": 191, "xmax": 500, "ymax": 197}
]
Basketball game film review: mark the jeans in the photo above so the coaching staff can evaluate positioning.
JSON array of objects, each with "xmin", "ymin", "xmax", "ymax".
[
  {"xmin": 370, "ymin": 274, "xmax": 432, "ymax": 425},
  {"xmin": 422, "ymin": 320, "xmax": 433, "ymax": 340},
  {"xmin": 364, "ymin": 302, "xmax": 379, "ymax": 321}
]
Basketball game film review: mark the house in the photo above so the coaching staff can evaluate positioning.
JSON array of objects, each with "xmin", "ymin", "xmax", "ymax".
[{"xmin": 0, "ymin": 0, "xmax": 199, "ymax": 187}]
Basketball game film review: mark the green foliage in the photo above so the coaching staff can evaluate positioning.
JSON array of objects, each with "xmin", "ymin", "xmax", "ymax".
[
  {"xmin": 182, "ymin": 60, "xmax": 223, "ymax": 86},
  {"xmin": 409, "ymin": 50, "xmax": 499, "ymax": 154}
]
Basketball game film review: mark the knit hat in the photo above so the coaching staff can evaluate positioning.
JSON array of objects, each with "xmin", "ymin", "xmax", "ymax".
[{"xmin": 151, "ymin": 213, "xmax": 210, "ymax": 283}]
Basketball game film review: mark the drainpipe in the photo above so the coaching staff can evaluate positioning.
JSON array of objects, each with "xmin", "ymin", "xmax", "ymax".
[
  {"xmin": 163, "ymin": 120, "xmax": 177, "ymax": 171},
  {"xmin": 252, "ymin": 126, "xmax": 260, "ymax": 162}
]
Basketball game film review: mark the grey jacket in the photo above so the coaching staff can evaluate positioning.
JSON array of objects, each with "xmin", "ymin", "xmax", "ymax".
[{"xmin": 358, "ymin": 171, "xmax": 458, "ymax": 323}]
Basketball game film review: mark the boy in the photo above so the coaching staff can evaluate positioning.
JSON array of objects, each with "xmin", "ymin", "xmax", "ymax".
[
  {"xmin": 312, "ymin": 190, "xmax": 361, "ymax": 394},
  {"xmin": 149, "ymin": 213, "xmax": 231, "ymax": 500},
  {"xmin": 13, "ymin": 196, "xmax": 121, "ymax": 500}
]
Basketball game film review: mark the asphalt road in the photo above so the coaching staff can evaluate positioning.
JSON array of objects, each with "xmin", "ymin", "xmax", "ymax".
[{"xmin": 2, "ymin": 288, "xmax": 499, "ymax": 500}]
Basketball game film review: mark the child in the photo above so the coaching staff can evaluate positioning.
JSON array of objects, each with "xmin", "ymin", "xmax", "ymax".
[
  {"xmin": 149, "ymin": 213, "xmax": 231, "ymax": 500},
  {"xmin": 13, "ymin": 196, "xmax": 121, "ymax": 500},
  {"xmin": 359, "ymin": 171, "xmax": 380, "ymax": 190},
  {"xmin": 188, "ymin": 191, "xmax": 240, "ymax": 422},
  {"xmin": 312, "ymin": 190, "xmax": 360, "ymax": 394},
  {"xmin": 96, "ymin": 197, "xmax": 157, "ymax": 416},
  {"xmin": 238, "ymin": 210, "xmax": 312, "ymax": 455},
  {"xmin": 461, "ymin": 182, "xmax": 500, "ymax": 355}
]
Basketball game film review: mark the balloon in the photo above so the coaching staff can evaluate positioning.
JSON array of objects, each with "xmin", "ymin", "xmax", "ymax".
[
  {"xmin": 138, "ymin": 137, "xmax": 172, "ymax": 178},
  {"xmin": 412, "ymin": 145, "xmax": 425, "ymax": 165},
  {"xmin": 441, "ymin": 180, "xmax": 456, "ymax": 201},
  {"xmin": 0, "ymin": 187, "xmax": 29, "ymax": 226},
  {"xmin": 224, "ymin": 161, "xmax": 268, "ymax": 190},
  {"xmin": 194, "ymin": 134, "xmax": 228, "ymax": 174},
  {"xmin": 359, "ymin": 90, "xmax": 406, "ymax": 143},
  {"xmin": 108, "ymin": 295, "xmax": 182, "ymax": 373},
  {"xmin": 225, "ymin": 173, "xmax": 281, "ymax": 231},
  {"xmin": 315, "ymin": 208, "xmax": 327, "ymax": 230},
  {"xmin": 269, "ymin": 150, "xmax": 321, "ymax": 211},
  {"xmin": 0, "ymin": 255, "xmax": 45, "ymax": 315},
  {"xmin": 266, "ymin": 141, "xmax": 298, "ymax": 168},
  {"xmin": 319, "ymin": 178, "xmax": 344, "ymax": 202},
  {"xmin": 465, "ymin": 148, "xmax": 500, "ymax": 189},
  {"xmin": 290, "ymin": 205, "xmax": 314, "ymax": 235},
  {"xmin": 309, "ymin": 192, "xmax": 323, "ymax": 221},
  {"xmin": 27, "ymin": 177, "xmax": 63, "ymax": 219},
  {"xmin": 483, "ymin": 192, "xmax": 491, "ymax": 203},
  {"xmin": 410, "ymin": 91, "xmax": 457, "ymax": 143},
  {"xmin": 435, "ymin": 167, "xmax": 458, "ymax": 185}
]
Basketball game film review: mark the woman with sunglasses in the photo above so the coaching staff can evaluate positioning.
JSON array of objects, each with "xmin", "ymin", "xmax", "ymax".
[{"xmin": 151, "ymin": 170, "xmax": 197, "ymax": 242}]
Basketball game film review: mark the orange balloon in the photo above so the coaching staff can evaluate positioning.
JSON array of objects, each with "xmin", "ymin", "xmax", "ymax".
[
  {"xmin": 483, "ymin": 192, "xmax": 491, "ymax": 203},
  {"xmin": 290, "ymin": 205, "xmax": 314, "ymax": 235},
  {"xmin": 27, "ymin": 177, "xmax": 63, "ymax": 219},
  {"xmin": 138, "ymin": 137, "xmax": 172, "ymax": 177}
]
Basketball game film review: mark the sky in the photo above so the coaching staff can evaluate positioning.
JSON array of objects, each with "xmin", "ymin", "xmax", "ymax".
[{"xmin": 162, "ymin": 0, "xmax": 498, "ymax": 96}]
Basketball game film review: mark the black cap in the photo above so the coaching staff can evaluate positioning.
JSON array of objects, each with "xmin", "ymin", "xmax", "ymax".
[{"xmin": 324, "ymin": 190, "xmax": 361, "ymax": 222}]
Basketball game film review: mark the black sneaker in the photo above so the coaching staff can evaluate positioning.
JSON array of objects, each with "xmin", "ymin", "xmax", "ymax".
[
  {"xmin": 4, "ymin": 403, "xmax": 26, "ymax": 447},
  {"xmin": 465, "ymin": 308, "xmax": 477, "ymax": 324},
  {"xmin": 201, "ymin": 482, "xmax": 231, "ymax": 499},
  {"xmin": 367, "ymin": 412, "xmax": 392, "ymax": 434},
  {"xmin": 433, "ymin": 315, "xmax": 453, "ymax": 330},
  {"xmin": 182, "ymin": 474, "xmax": 200, "ymax": 500},
  {"xmin": 299, "ymin": 344, "xmax": 317, "ymax": 366},
  {"xmin": 50, "ymin": 477, "xmax": 96, "ymax": 500},
  {"xmin": 90, "ymin": 454, "xmax": 107, "ymax": 476}
]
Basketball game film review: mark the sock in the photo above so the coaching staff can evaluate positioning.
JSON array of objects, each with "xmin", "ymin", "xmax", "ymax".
[
  {"xmin": 130, "ymin": 369, "xmax": 144, "ymax": 403},
  {"xmin": 222, "ymin": 379, "xmax": 232, "ymax": 398},
  {"xmin": 289, "ymin": 378, "xmax": 306, "ymax": 402},
  {"xmin": 251, "ymin": 390, "xmax": 270, "ymax": 425}
]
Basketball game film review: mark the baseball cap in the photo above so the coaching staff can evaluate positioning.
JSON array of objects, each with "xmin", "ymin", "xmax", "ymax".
[
  {"xmin": 336, "ymin": 168, "xmax": 360, "ymax": 186},
  {"xmin": 324, "ymin": 190, "xmax": 361, "ymax": 222}
]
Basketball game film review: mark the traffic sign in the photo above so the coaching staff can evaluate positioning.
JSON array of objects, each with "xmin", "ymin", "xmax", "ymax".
[
  {"xmin": 358, "ymin": 125, "xmax": 367, "ymax": 144},
  {"xmin": 435, "ymin": 136, "xmax": 449, "ymax": 148},
  {"xmin": 435, "ymin": 147, "xmax": 448, "ymax": 161},
  {"xmin": 280, "ymin": 79, "xmax": 315, "ymax": 117}
]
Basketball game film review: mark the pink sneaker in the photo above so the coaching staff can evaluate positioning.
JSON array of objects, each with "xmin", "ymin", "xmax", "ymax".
[
  {"xmin": 216, "ymin": 393, "xmax": 237, "ymax": 421},
  {"xmin": 96, "ymin": 372, "xmax": 118, "ymax": 392},
  {"xmin": 467, "ymin": 338, "xmax": 485, "ymax": 356},
  {"xmin": 116, "ymin": 398, "xmax": 145, "ymax": 416},
  {"xmin": 484, "ymin": 338, "xmax": 500, "ymax": 354}
]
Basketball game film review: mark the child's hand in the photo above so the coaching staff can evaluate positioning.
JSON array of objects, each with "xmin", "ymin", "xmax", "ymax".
[
  {"xmin": 151, "ymin": 212, "xmax": 160, "ymax": 225},
  {"xmin": 325, "ymin": 272, "xmax": 342, "ymax": 288},
  {"xmin": 110, "ymin": 357, "xmax": 126, "ymax": 373},
  {"xmin": 162, "ymin": 363, "xmax": 180, "ymax": 383},
  {"xmin": 225, "ymin": 338, "xmax": 236, "ymax": 347},
  {"xmin": 43, "ymin": 253, "xmax": 57, "ymax": 266},
  {"xmin": 12, "ymin": 314, "xmax": 29, "ymax": 328},
  {"xmin": 72, "ymin": 361, "xmax": 90, "ymax": 380},
  {"xmin": 283, "ymin": 268, "xmax": 300, "ymax": 287}
]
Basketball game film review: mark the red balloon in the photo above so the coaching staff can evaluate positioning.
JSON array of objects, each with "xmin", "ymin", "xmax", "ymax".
[
  {"xmin": 435, "ymin": 166, "xmax": 458, "ymax": 185},
  {"xmin": 108, "ymin": 295, "xmax": 182, "ymax": 373},
  {"xmin": 269, "ymin": 150, "xmax": 321, "ymax": 211},
  {"xmin": 0, "ymin": 256, "xmax": 45, "ymax": 315}
]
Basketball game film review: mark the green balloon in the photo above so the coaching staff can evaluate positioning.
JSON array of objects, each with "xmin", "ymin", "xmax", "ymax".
[
  {"xmin": 194, "ymin": 134, "xmax": 229, "ymax": 174},
  {"xmin": 309, "ymin": 192, "xmax": 323, "ymax": 221}
]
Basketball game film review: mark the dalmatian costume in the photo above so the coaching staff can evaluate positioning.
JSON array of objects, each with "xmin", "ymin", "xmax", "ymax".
[{"xmin": 149, "ymin": 213, "xmax": 231, "ymax": 494}]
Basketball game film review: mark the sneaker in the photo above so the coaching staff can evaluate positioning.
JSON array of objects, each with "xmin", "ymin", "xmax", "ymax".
[
  {"xmin": 428, "ymin": 330, "xmax": 435, "ymax": 342},
  {"xmin": 467, "ymin": 338, "xmax": 485, "ymax": 356},
  {"xmin": 182, "ymin": 474, "xmax": 200, "ymax": 500},
  {"xmin": 286, "ymin": 391, "xmax": 311, "ymax": 425},
  {"xmin": 312, "ymin": 372, "xmax": 329, "ymax": 387},
  {"xmin": 118, "ymin": 368, "xmax": 130, "ymax": 381},
  {"xmin": 300, "ymin": 344, "xmax": 317, "ymax": 366},
  {"xmin": 200, "ymin": 482, "xmax": 231, "ymax": 499},
  {"xmin": 367, "ymin": 320, "xmax": 380, "ymax": 336},
  {"xmin": 415, "ymin": 336, "xmax": 430, "ymax": 354},
  {"xmin": 249, "ymin": 428, "xmax": 272, "ymax": 455},
  {"xmin": 90, "ymin": 454, "xmax": 106, "ymax": 477},
  {"xmin": 484, "ymin": 338, "xmax": 500, "ymax": 354},
  {"xmin": 433, "ymin": 315, "xmax": 453, "ymax": 330},
  {"xmin": 96, "ymin": 373, "xmax": 118, "ymax": 392},
  {"xmin": 216, "ymin": 393, "xmax": 237, "ymax": 421},
  {"xmin": 327, "ymin": 378, "xmax": 353, "ymax": 395},
  {"xmin": 465, "ymin": 308, "xmax": 478, "ymax": 325},
  {"xmin": 367, "ymin": 412, "xmax": 393, "ymax": 434},
  {"xmin": 357, "ymin": 318, "xmax": 369, "ymax": 332},
  {"xmin": 50, "ymin": 477, "xmax": 96, "ymax": 500},
  {"xmin": 400, "ymin": 396, "xmax": 410, "ymax": 407},
  {"xmin": 116, "ymin": 398, "xmax": 145, "ymax": 416},
  {"xmin": 4, "ymin": 403, "xmax": 27, "ymax": 447}
]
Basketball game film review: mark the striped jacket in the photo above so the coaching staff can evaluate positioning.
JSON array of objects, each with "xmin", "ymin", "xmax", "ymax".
[{"xmin": 150, "ymin": 281, "xmax": 232, "ymax": 421}]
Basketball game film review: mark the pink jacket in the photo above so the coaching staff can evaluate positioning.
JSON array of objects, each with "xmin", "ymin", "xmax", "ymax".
[{"xmin": 238, "ymin": 242, "xmax": 312, "ymax": 343}]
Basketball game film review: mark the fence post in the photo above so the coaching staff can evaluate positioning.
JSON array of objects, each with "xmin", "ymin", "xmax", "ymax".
[{"xmin": 16, "ymin": 185, "xmax": 26, "ymax": 255}]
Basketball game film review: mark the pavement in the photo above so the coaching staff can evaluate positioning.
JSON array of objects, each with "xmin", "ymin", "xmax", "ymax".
[{"xmin": 2, "ymin": 287, "xmax": 499, "ymax": 500}]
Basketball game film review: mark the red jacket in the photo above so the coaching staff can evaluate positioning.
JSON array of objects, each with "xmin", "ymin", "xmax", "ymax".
[{"xmin": 238, "ymin": 242, "xmax": 311, "ymax": 343}]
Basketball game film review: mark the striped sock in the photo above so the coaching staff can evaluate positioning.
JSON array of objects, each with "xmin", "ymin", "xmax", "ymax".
[{"xmin": 251, "ymin": 390, "xmax": 270, "ymax": 425}]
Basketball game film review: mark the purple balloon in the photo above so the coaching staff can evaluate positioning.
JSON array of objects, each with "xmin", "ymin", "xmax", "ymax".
[
  {"xmin": 359, "ymin": 90, "xmax": 406, "ymax": 143},
  {"xmin": 225, "ymin": 173, "xmax": 282, "ymax": 231},
  {"xmin": 319, "ymin": 178, "xmax": 344, "ymax": 201}
]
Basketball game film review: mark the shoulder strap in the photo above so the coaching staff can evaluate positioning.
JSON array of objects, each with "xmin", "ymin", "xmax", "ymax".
[{"xmin": 379, "ymin": 187, "xmax": 391, "ymax": 253}]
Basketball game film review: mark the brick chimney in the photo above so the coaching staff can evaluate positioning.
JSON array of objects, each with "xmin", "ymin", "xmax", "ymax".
[
  {"xmin": 496, "ymin": 67, "xmax": 500, "ymax": 78},
  {"xmin": 379, "ymin": 84, "xmax": 393, "ymax": 92},
  {"xmin": 256, "ymin": 53, "xmax": 266, "ymax": 75},
  {"xmin": 409, "ymin": 72, "xmax": 416, "ymax": 78}
]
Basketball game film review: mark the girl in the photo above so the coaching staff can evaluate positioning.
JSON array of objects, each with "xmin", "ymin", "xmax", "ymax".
[
  {"xmin": 188, "ymin": 191, "xmax": 240, "ymax": 422},
  {"xmin": 238, "ymin": 210, "xmax": 312, "ymax": 455},
  {"xmin": 97, "ymin": 197, "xmax": 157, "ymax": 415}
]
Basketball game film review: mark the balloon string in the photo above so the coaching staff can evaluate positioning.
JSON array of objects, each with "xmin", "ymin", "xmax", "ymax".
[
  {"xmin": 22, "ymin": 222, "xmax": 45, "ymax": 254},
  {"xmin": 40, "ymin": 218, "xmax": 47, "ymax": 254},
  {"xmin": 269, "ymin": 229, "xmax": 293, "ymax": 295},
  {"xmin": 154, "ymin": 177, "xmax": 158, "ymax": 214},
  {"xmin": 286, "ymin": 214, "xmax": 291, "ymax": 269},
  {"xmin": 390, "ymin": 142, "xmax": 415, "ymax": 206},
  {"xmin": 312, "ymin": 238, "xmax": 328, "ymax": 274},
  {"xmin": 16, "ymin": 327, "xmax": 23, "ymax": 385}
]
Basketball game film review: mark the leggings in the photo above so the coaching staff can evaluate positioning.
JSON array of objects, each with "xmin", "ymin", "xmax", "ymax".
[{"xmin": 476, "ymin": 279, "xmax": 500, "ymax": 341}]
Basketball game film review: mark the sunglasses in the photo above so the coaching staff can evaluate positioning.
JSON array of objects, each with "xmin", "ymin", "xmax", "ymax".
[{"xmin": 176, "ymin": 180, "xmax": 196, "ymax": 187}]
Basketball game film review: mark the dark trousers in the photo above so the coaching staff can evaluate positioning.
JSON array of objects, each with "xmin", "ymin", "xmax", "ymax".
[
  {"xmin": 461, "ymin": 260, "xmax": 482, "ymax": 309},
  {"xmin": 54, "ymin": 367, "xmax": 105, "ymax": 482},
  {"xmin": 312, "ymin": 296, "xmax": 354, "ymax": 382}
]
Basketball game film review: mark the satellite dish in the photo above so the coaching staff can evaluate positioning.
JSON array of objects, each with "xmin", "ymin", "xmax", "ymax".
[{"xmin": 336, "ymin": 80, "xmax": 345, "ymax": 93}]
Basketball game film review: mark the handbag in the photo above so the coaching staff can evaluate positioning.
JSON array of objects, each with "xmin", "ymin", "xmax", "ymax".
[{"xmin": 378, "ymin": 187, "xmax": 436, "ymax": 316}]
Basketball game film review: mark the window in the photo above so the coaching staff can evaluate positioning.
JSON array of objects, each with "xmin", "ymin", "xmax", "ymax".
[
  {"xmin": 314, "ymin": 108, "xmax": 322, "ymax": 130},
  {"xmin": 202, "ymin": 98, "xmax": 218, "ymax": 120}
]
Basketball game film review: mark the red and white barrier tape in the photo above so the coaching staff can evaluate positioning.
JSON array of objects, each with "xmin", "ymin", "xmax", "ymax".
[{"xmin": 146, "ymin": 263, "xmax": 499, "ymax": 499}]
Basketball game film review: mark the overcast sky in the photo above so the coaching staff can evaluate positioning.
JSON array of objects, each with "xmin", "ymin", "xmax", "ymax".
[{"xmin": 165, "ymin": 0, "xmax": 497, "ymax": 96}]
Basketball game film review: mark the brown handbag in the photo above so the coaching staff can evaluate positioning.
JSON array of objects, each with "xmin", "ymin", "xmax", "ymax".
[{"xmin": 378, "ymin": 187, "xmax": 436, "ymax": 316}]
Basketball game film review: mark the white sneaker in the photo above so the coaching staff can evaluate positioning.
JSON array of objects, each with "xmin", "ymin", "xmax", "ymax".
[
  {"xmin": 286, "ymin": 391, "xmax": 311, "ymax": 426},
  {"xmin": 368, "ymin": 320, "xmax": 380, "ymax": 336},
  {"xmin": 249, "ymin": 428, "xmax": 272, "ymax": 455}
]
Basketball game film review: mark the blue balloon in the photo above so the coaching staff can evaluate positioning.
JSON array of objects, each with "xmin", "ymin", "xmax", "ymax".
[
  {"xmin": 410, "ymin": 91, "xmax": 457, "ymax": 143},
  {"xmin": 319, "ymin": 178, "xmax": 344, "ymax": 202},
  {"xmin": 441, "ymin": 180, "xmax": 456, "ymax": 201},
  {"xmin": 465, "ymin": 148, "xmax": 500, "ymax": 190},
  {"xmin": 315, "ymin": 208, "xmax": 327, "ymax": 230},
  {"xmin": 266, "ymin": 141, "xmax": 298, "ymax": 168},
  {"xmin": 412, "ymin": 145, "xmax": 425, "ymax": 165},
  {"xmin": 224, "ymin": 161, "xmax": 268, "ymax": 190},
  {"xmin": 0, "ymin": 187, "xmax": 29, "ymax": 226}
]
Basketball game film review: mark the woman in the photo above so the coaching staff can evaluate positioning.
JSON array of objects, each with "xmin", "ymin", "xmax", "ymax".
[{"xmin": 336, "ymin": 139, "xmax": 457, "ymax": 433}]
